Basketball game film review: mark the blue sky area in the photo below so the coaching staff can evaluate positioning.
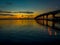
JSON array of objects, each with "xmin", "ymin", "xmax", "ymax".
[{"xmin": 0, "ymin": 0, "xmax": 60, "ymax": 12}]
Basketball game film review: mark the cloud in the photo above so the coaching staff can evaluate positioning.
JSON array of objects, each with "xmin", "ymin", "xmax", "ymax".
[
  {"xmin": 18, "ymin": 11, "xmax": 34, "ymax": 14},
  {"xmin": 5, "ymin": 2, "xmax": 13, "ymax": 5},
  {"xmin": 0, "ymin": 10, "xmax": 12, "ymax": 13},
  {"xmin": 0, "ymin": 10, "xmax": 14, "ymax": 16},
  {"xmin": 0, "ymin": 10, "xmax": 34, "ymax": 14},
  {"xmin": 0, "ymin": 2, "xmax": 13, "ymax": 9},
  {"xmin": 0, "ymin": 10, "xmax": 34, "ymax": 16},
  {"xmin": 0, "ymin": 14, "xmax": 14, "ymax": 16}
]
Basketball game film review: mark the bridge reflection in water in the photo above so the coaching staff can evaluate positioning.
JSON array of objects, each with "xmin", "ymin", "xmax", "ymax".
[
  {"xmin": 35, "ymin": 20, "xmax": 60, "ymax": 36},
  {"xmin": 35, "ymin": 10, "xmax": 60, "ymax": 36}
]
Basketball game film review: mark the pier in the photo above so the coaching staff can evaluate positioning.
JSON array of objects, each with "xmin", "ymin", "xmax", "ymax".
[{"xmin": 35, "ymin": 10, "xmax": 60, "ymax": 30}]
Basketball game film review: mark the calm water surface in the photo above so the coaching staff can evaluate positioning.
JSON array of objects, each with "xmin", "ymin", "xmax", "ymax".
[{"xmin": 0, "ymin": 20, "xmax": 60, "ymax": 43}]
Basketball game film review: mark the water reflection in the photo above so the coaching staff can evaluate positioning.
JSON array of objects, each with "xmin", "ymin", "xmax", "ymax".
[
  {"xmin": 48, "ymin": 27, "xmax": 57, "ymax": 36},
  {"xmin": 35, "ymin": 19, "xmax": 60, "ymax": 36},
  {"xmin": 0, "ymin": 20, "xmax": 60, "ymax": 43}
]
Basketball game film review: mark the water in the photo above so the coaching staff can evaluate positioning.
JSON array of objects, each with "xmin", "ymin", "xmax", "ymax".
[{"xmin": 0, "ymin": 20, "xmax": 60, "ymax": 44}]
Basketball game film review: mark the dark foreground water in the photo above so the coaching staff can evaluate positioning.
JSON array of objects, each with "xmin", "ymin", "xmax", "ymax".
[{"xmin": 0, "ymin": 20, "xmax": 60, "ymax": 44}]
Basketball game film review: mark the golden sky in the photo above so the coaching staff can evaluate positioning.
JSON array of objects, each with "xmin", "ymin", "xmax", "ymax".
[{"xmin": 0, "ymin": 9, "xmax": 60, "ymax": 19}]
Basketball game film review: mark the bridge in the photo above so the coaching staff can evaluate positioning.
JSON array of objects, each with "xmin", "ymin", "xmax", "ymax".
[{"xmin": 35, "ymin": 10, "xmax": 60, "ymax": 30}]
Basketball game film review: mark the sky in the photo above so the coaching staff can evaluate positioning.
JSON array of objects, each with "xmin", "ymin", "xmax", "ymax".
[
  {"xmin": 0, "ymin": 0, "xmax": 60, "ymax": 18},
  {"xmin": 0, "ymin": 0, "xmax": 60, "ymax": 11}
]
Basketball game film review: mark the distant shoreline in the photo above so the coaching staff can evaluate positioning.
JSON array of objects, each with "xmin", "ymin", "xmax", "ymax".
[{"xmin": 0, "ymin": 18, "xmax": 35, "ymax": 20}]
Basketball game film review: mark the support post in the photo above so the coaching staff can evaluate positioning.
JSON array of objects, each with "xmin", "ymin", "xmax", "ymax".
[
  {"xmin": 46, "ymin": 15, "xmax": 48, "ymax": 26},
  {"xmin": 43, "ymin": 16, "xmax": 44, "ymax": 25},
  {"xmin": 52, "ymin": 14, "xmax": 55, "ymax": 28}
]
